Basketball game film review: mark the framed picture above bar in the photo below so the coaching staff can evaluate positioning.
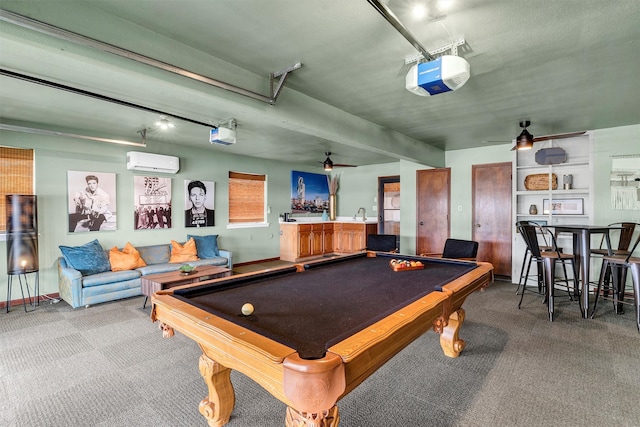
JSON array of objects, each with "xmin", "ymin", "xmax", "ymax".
[
  {"xmin": 290, "ymin": 171, "xmax": 329, "ymax": 214},
  {"xmin": 542, "ymin": 198, "xmax": 584, "ymax": 215}
]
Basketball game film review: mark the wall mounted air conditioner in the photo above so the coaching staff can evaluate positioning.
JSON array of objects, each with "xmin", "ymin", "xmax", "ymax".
[{"xmin": 126, "ymin": 151, "xmax": 179, "ymax": 174}]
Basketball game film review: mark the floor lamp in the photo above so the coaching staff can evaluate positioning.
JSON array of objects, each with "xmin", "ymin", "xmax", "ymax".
[{"xmin": 6, "ymin": 194, "xmax": 39, "ymax": 313}]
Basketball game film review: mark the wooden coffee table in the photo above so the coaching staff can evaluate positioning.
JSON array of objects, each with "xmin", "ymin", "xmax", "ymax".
[{"xmin": 141, "ymin": 265, "xmax": 231, "ymax": 308}]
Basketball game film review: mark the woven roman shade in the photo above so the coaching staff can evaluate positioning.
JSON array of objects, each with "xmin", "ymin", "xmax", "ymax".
[
  {"xmin": 1, "ymin": 147, "xmax": 34, "ymax": 232},
  {"xmin": 228, "ymin": 172, "xmax": 265, "ymax": 223}
]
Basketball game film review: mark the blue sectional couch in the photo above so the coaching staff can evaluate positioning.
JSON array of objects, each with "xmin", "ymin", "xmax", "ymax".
[{"xmin": 57, "ymin": 241, "xmax": 233, "ymax": 308}]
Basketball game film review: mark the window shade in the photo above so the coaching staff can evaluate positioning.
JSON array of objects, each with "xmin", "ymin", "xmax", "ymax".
[
  {"xmin": 1, "ymin": 147, "xmax": 34, "ymax": 232},
  {"xmin": 229, "ymin": 172, "xmax": 265, "ymax": 223}
]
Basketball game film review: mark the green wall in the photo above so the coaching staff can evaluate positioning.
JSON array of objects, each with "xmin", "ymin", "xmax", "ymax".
[
  {"xmin": 335, "ymin": 162, "xmax": 400, "ymax": 219},
  {"xmin": 2, "ymin": 124, "xmax": 638, "ymax": 306},
  {"xmin": 445, "ymin": 144, "xmax": 514, "ymax": 238},
  {"xmin": 592, "ymin": 125, "xmax": 640, "ymax": 225},
  {"xmin": 1, "ymin": 130, "xmax": 391, "ymax": 303}
]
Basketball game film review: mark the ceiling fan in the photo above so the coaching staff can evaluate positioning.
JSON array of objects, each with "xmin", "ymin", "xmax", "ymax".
[
  {"xmin": 511, "ymin": 120, "xmax": 586, "ymax": 151},
  {"xmin": 319, "ymin": 152, "xmax": 358, "ymax": 171}
]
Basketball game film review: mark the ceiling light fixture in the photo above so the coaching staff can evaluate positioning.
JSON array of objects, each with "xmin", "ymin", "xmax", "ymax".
[
  {"xmin": 323, "ymin": 155, "xmax": 334, "ymax": 171},
  {"xmin": 438, "ymin": 0, "xmax": 454, "ymax": 10},
  {"xmin": 155, "ymin": 118, "xmax": 175, "ymax": 130},
  {"xmin": 366, "ymin": 0, "xmax": 435, "ymax": 61},
  {"xmin": 516, "ymin": 120, "xmax": 533, "ymax": 150},
  {"xmin": 412, "ymin": 5, "xmax": 428, "ymax": 19}
]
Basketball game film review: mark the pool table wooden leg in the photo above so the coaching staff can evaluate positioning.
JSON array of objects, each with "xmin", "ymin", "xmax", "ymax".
[
  {"xmin": 285, "ymin": 406, "xmax": 340, "ymax": 427},
  {"xmin": 198, "ymin": 353, "xmax": 235, "ymax": 427},
  {"xmin": 283, "ymin": 352, "xmax": 345, "ymax": 427},
  {"xmin": 439, "ymin": 308, "xmax": 466, "ymax": 358}
]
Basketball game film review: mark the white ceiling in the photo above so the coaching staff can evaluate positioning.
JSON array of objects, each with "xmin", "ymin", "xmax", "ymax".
[{"xmin": 1, "ymin": 0, "xmax": 639, "ymax": 169}]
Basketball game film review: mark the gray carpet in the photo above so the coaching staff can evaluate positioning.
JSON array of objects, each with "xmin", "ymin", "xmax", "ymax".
[{"xmin": 2, "ymin": 280, "xmax": 639, "ymax": 427}]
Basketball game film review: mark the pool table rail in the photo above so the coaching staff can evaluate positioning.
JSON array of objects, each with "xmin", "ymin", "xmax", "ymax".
[{"xmin": 150, "ymin": 255, "xmax": 493, "ymax": 427}]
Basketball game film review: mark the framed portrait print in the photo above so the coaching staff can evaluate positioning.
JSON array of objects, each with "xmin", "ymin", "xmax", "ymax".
[
  {"xmin": 134, "ymin": 175, "xmax": 172, "ymax": 229},
  {"xmin": 184, "ymin": 179, "xmax": 215, "ymax": 227},
  {"xmin": 67, "ymin": 171, "xmax": 116, "ymax": 232},
  {"xmin": 542, "ymin": 198, "xmax": 584, "ymax": 215}
]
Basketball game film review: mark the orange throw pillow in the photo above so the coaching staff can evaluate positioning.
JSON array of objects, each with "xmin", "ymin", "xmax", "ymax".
[
  {"xmin": 109, "ymin": 247, "xmax": 139, "ymax": 271},
  {"xmin": 123, "ymin": 242, "xmax": 147, "ymax": 268},
  {"xmin": 109, "ymin": 242, "xmax": 147, "ymax": 271},
  {"xmin": 170, "ymin": 238, "xmax": 199, "ymax": 263}
]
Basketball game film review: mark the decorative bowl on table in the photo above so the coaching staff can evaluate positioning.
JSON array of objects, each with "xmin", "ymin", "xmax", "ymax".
[{"xmin": 179, "ymin": 265, "xmax": 197, "ymax": 276}]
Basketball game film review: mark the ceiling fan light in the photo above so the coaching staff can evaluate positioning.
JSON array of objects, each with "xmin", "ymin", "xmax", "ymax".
[
  {"xmin": 516, "ymin": 129, "xmax": 533, "ymax": 150},
  {"xmin": 323, "ymin": 157, "xmax": 333, "ymax": 171}
]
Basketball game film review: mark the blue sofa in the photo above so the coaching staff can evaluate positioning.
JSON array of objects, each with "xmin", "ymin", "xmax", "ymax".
[{"xmin": 57, "ymin": 242, "xmax": 233, "ymax": 308}]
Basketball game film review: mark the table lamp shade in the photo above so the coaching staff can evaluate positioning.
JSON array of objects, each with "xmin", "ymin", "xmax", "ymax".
[{"xmin": 6, "ymin": 195, "xmax": 39, "ymax": 274}]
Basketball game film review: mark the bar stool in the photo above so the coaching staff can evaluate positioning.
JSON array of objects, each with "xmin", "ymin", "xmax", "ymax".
[
  {"xmin": 517, "ymin": 223, "xmax": 576, "ymax": 319},
  {"xmin": 591, "ymin": 234, "xmax": 640, "ymax": 331},
  {"xmin": 515, "ymin": 221, "xmax": 554, "ymax": 295},
  {"xmin": 539, "ymin": 228, "xmax": 581, "ymax": 321},
  {"xmin": 628, "ymin": 260, "xmax": 640, "ymax": 332},
  {"xmin": 589, "ymin": 222, "xmax": 638, "ymax": 296}
]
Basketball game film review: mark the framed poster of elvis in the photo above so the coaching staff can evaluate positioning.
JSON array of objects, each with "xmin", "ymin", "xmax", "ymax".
[{"xmin": 67, "ymin": 171, "xmax": 116, "ymax": 232}]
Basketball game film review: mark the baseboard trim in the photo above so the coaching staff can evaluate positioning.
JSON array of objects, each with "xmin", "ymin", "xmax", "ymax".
[
  {"xmin": 1, "ymin": 293, "xmax": 61, "ymax": 309},
  {"xmin": 233, "ymin": 257, "xmax": 281, "ymax": 268}
]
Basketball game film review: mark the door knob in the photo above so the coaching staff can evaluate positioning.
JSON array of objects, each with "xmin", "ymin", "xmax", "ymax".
[
  {"xmin": 419, "ymin": 221, "xmax": 424, "ymax": 226},
  {"xmin": 475, "ymin": 224, "xmax": 481, "ymax": 228}
]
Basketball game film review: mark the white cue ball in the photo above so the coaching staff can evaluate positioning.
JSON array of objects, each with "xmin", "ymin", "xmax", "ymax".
[{"xmin": 241, "ymin": 303, "xmax": 254, "ymax": 316}]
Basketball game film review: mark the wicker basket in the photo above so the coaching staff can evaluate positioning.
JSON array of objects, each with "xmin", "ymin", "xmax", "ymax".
[{"xmin": 524, "ymin": 173, "xmax": 558, "ymax": 190}]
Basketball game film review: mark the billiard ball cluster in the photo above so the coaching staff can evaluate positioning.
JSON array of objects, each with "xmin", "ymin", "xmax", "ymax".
[{"xmin": 389, "ymin": 259, "xmax": 424, "ymax": 269}]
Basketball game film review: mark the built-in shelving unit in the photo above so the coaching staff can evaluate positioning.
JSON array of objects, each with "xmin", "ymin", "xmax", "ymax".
[{"xmin": 511, "ymin": 132, "xmax": 595, "ymax": 281}]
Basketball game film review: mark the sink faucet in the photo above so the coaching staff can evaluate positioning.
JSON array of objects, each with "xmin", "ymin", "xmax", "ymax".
[{"xmin": 357, "ymin": 207, "xmax": 366, "ymax": 221}]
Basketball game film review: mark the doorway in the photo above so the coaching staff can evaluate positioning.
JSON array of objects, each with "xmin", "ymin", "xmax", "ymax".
[
  {"xmin": 416, "ymin": 168, "xmax": 450, "ymax": 255},
  {"xmin": 378, "ymin": 176, "xmax": 400, "ymax": 251},
  {"xmin": 472, "ymin": 162, "xmax": 512, "ymax": 277}
]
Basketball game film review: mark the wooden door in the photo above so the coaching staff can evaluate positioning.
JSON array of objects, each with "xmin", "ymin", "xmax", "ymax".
[
  {"xmin": 323, "ymin": 223, "xmax": 333, "ymax": 254},
  {"xmin": 416, "ymin": 168, "xmax": 450, "ymax": 255},
  {"xmin": 333, "ymin": 224, "xmax": 344, "ymax": 252},
  {"xmin": 311, "ymin": 224, "xmax": 324, "ymax": 256},
  {"xmin": 279, "ymin": 224, "xmax": 298, "ymax": 262},
  {"xmin": 298, "ymin": 225, "xmax": 312, "ymax": 258},
  {"xmin": 378, "ymin": 176, "xmax": 400, "ymax": 251},
  {"xmin": 472, "ymin": 162, "xmax": 512, "ymax": 277},
  {"xmin": 342, "ymin": 224, "xmax": 358, "ymax": 253}
]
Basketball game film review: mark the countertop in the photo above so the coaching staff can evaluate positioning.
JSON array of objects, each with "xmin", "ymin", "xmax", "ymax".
[{"xmin": 279, "ymin": 216, "xmax": 377, "ymax": 225}]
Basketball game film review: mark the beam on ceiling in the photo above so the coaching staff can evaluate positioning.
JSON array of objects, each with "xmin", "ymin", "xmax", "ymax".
[
  {"xmin": 0, "ymin": 9, "xmax": 300, "ymax": 105},
  {"xmin": 366, "ymin": 0, "xmax": 435, "ymax": 62},
  {"xmin": 0, "ymin": 123, "xmax": 147, "ymax": 147},
  {"xmin": 0, "ymin": 68, "xmax": 214, "ymax": 129}
]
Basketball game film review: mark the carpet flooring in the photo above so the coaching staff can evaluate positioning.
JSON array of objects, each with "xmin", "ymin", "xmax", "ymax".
[{"xmin": 2, "ymin": 278, "xmax": 639, "ymax": 426}]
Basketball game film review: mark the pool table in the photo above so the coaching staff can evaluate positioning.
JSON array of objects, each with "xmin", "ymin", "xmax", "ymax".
[{"xmin": 151, "ymin": 252, "xmax": 493, "ymax": 427}]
